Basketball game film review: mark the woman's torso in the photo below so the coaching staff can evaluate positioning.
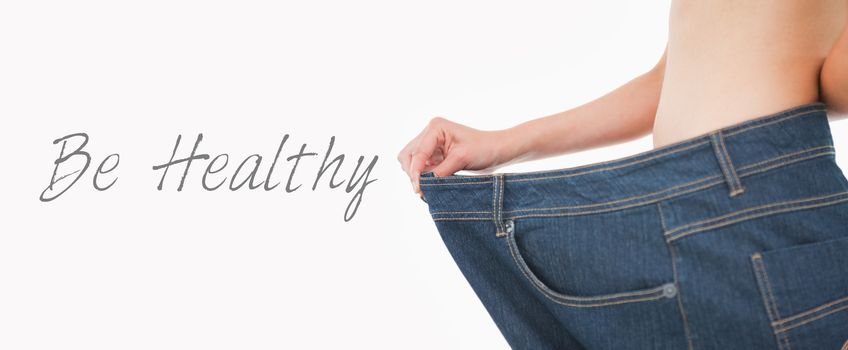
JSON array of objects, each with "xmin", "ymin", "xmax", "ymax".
[{"xmin": 652, "ymin": 0, "xmax": 847, "ymax": 148}]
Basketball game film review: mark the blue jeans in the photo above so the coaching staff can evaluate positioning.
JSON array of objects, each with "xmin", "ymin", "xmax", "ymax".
[{"xmin": 419, "ymin": 102, "xmax": 848, "ymax": 350}]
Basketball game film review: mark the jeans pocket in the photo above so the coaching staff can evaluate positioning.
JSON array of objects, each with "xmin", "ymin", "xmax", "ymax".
[
  {"xmin": 504, "ymin": 216, "xmax": 677, "ymax": 308},
  {"xmin": 750, "ymin": 235, "xmax": 848, "ymax": 350}
]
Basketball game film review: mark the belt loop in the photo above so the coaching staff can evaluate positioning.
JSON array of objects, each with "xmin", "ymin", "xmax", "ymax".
[
  {"xmin": 493, "ymin": 173, "xmax": 507, "ymax": 237},
  {"xmin": 710, "ymin": 131, "xmax": 745, "ymax": 197}
]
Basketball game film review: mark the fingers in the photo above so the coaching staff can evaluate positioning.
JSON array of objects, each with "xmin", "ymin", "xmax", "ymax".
[
  {"xmin": 398, "ymin": 117, "xmax": 450, "ymax": 196},
  {"xmin": 421, "ymin": 151, "xmax": 444, "ymax": 173},
  {"xmin": 430, "ymin": 151, "xmax": 465, "ymax": 178},
  {"xmin": 397, "ymin": 127, "xmax": 427, "ymax": 176},
  {"xmin": 411, "ymin": 119, "xmax": 451, "ymax": 194}
]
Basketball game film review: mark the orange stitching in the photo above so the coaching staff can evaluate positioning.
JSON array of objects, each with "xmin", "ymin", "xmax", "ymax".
[
  {"xmin": 773, "ymin": 295, "xmax": 848, "ymax": 326},
  {"xmin": 433, "ymin": 217, "xmax": 490, "ymax": 221},
  {"xmin": 751, "ymin": 254, "xmax": 792, "ymax": 350},
  {"xmin": 436, "ymin": 152, "xmax": 837, "ymax": 222},
  {"xmin": 431, "ymin": 210, "xmax": 491, "ymax": 215},
  {"xmin": 775, "ymin": 304, "xmax": 848, "ymax": 334},
  {"xmin": 660, "ymin": 203, "xmax": 695, "ymax": 350},
  {"xmin": 723, "ymin": 109, "xmax": 824, "ymax": 137},
  {"xmin": 736, "ymin": 146, "xmax": 835, "ymax": 172},
  {"xmin": 668, "ymin": 196, "xmax": 848, "ymax": 242},
  {"xmin": 507, "ymin": 180, "xmax": 724, "ymax": 220},
  {"xmin": 419, "ymin": 181, "xmax": 492, "ymax": 187},
  {"xmin": 504, "ymin": 228, "xmax": 671, "ymax": 307},
  {"xmin": 499, "ymin": 174, "xmax": 504, "ymax": 228},
  {"xmin": 429, "ymin": 146, "xmax": 835, "ymax": 223},
  {"xmin": 505, "ymin": 175, "xmax": 718, "ymax": 213},
  {"xmin": 711, "ymin": 132, "xmax": 735, "ymax": 193},
  {"xmin": 718, "ymin": 131, "xmax": 745, "ymax": 195},
  {"xmin": 665, "ymin": 191, "xmax": 848, "ymax": 237}
]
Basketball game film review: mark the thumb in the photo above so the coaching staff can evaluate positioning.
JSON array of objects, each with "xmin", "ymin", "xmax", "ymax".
[{"xmin": 430, "ymin": 153, "xmax": 466, "ymax": 177}]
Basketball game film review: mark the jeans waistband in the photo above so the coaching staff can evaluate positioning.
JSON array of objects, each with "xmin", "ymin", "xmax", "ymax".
[{"xmin": 419, "ymin": 101, "xmax": 836, "ymax": 230}]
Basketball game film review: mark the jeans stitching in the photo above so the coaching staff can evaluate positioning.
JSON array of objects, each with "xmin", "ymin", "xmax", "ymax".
[
  {"xmin": 723, "ymin": 108, "xmax": 824, "ymax": 137},
  {"xmin": 659, "ymin": 203, "xmax": 696, "ymax": 350},
  {"xmin": 735, "ymin": 152, "xmax": 836, "ymax": 179},
  {"xmin": 711, "ymin": 132, "xmax": 737, "ymax": 196},
  {"xmin": 503, "ymin": 175, "xmax": 719, "ymax": 214},
  {"xmin": 504, "ymin": 221, "xmax": 672, "ymax": 307},
  {"xmin": 429, "ymin": 149, "xmax": 835, "ymax": 221},
  {"xmin": 505, "ymin": 179, "xmax": 724, "ymax": 219},
  {"xmin": 776, "ymin": 304, "xmax": 848, "ymax": 334},
  {"xmin": 665, "ymin": 192, "xmax": 848, "ymax": 242},
  {"xmin": 499, "ymin": 175, "xmax": 504, "ymax": 229},
  {"xmin": 665, "ymin": 191, "xmax": 848, "ymax": 236},
  {"xmin": 735, "ymin": 146, "xmax": 835, "ymax": 172},
  {"xmin": 751, "ymin": 253, "xmax": 792, "ymax": 350},
  {"xmin": 420, "ymin": 181, "xmax": 492, "ymax": 187},
  {"xmin": 773, "ymin": 295, "xmax": 848, "ymax": 325},
  {"xmin": 718, "ymin": 131, "xmax": 745, "ymax": 196},
  {"xmin": 493, "ymin": 175, "xmax": 505, "ymax": 237},
  {"xmin": 431, "ymin": 148, "xmax": 831, "ymax": 216},
  {"xmin": 434, "ymin": 178, "xmax": 725, "ymax": 220},
  {"xmin": 772, "ymin": 296, "xmax": 848, "ymax": 332},
  {"xmin": 432, "ymin": 210, "xmax": 491, "ymax": 215}
]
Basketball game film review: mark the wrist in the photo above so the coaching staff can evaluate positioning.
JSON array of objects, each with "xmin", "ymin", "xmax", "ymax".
[{"xmin": 492, "ymin": 123, "xmax": 538, "ymax": 167}]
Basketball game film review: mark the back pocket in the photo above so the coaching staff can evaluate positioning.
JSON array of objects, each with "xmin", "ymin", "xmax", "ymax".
[{"xmin": 750, "ymin": 235, "xmax": 848, "ymax": 349}]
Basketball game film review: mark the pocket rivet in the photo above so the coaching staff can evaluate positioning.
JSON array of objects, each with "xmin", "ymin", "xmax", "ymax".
[
  {"xmin": 662, "ymin": 283, "xmax": 678, "ymax": 298},
  {"xmin": 505, "ymin": 220, "xmax": 514, "ymax": 233}
]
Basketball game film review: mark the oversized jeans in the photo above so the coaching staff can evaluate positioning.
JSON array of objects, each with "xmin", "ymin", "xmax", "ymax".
[{"xmin": 419, "ymin": 102, "xmax": 848, "ymax": 350}]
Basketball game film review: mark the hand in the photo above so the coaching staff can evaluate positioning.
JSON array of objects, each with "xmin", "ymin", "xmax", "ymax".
[{"xmin": 398, "ymin": 117, "xmax": 512, "ymax": 197}]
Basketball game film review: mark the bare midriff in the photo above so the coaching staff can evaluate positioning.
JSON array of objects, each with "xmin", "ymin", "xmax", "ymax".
[{"xmin": 652, "ymin": 0, "xmax": 847, "ymax": 148}]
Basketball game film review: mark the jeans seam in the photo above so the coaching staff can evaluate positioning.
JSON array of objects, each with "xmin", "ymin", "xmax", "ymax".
[
  {"xmin": 666, "ymin": 191, "xmax": 848, "ymax": 235},
  {"xmin": 751, "ymin": 253, "xmax": 793, "ymax": 350},
  {"xmin": 718, "ymin": 131, "xmax": 745, "ymax": 196},
  {"xmin": 658, "ymin": 202, "xmax": 696, "ymax": 350},
  {"xmin": 665, "ymin": 192, "xmax": 848, "ymax": 242},
  {"xmin": 723, "ymin": 108, "xmax": 824, "ymax": 137},
  {"xmin": 504, "ymin": 179, "xmax": 724, "ymax": 219},
  {"xmin": 431, "ymin": 210, "xmax": 491, "ymax": 215},
  {"xmin": 430, "ymin": 148, "xmax": 836, "ymax": 221},
  {"xmin": 419, "ymin": 181, "xmax": 492, "ymax": 187},
  {"xmin": 735, "ymin": 146, "xmax": 834, "ymax": 172},
  {"xmin": 772, "ymin": 296, "xmax": 848, "ymax": 333},
  {"xmin": 503, "ymin": 175, "xmax": 718, "ymax": 214},
  {"xmin": 711, "ymin": 132, "xmax": 740, "ymax": 197},
  {"xmin": 498, "ymin": 148, "xmax": 829, "ymax": 215},
  {"xmin": 736, "ymin": 152, "xmax": 836, "ymax": 180}
]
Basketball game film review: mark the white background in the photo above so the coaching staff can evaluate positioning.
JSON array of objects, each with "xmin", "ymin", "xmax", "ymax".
[{"xmin": 2, "ymin": 1, "xmax": 847, "ymax": 349}]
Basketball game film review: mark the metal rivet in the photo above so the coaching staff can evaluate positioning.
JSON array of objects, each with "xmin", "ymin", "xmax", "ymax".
[
  {"xmin": 504, "ymin": 220, "xmax": 514, "ymax": 233},
  {"xmin": 662, "ymin": 283, "xmax": 678, "ymax": 298}
]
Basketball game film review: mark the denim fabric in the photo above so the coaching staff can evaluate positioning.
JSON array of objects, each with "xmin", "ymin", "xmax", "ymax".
[{"xmin": 419, "ymin": 101, "xmax": 848, "ymax": 350}]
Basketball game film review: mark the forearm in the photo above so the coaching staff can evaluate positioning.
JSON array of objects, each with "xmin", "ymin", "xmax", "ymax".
[{"xmin": 498, "ymin": 65, "xmax": 665, "ymax": 164}]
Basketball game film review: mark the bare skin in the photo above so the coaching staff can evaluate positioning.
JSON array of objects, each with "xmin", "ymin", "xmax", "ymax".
[
  {"xmin": 399, "ymin": 1, "xmax": 848, "ymax": 197},
  {"xmin": 655, "ymin": 0, "xmax": 848, "ymax": 147}
]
